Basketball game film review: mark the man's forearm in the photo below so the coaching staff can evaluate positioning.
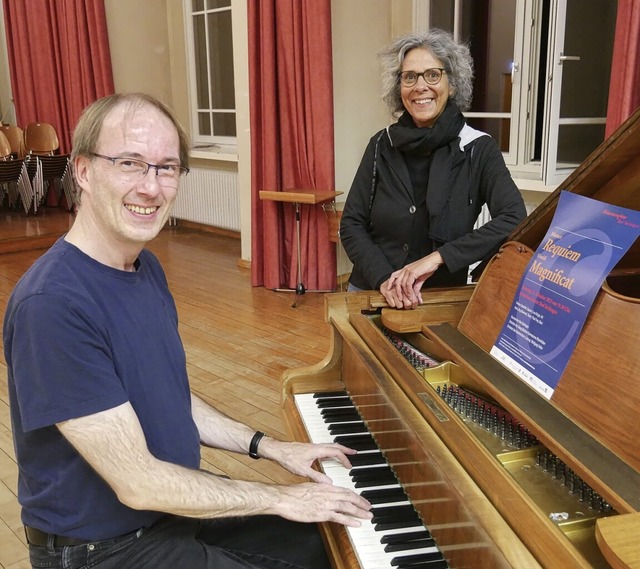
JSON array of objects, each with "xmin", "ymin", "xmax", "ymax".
[
  {"xmin": 126, "ymin": 460, "xmax": 280, "ymax": 517},
  {"xmin": 190, "ymin": 394, "xmax": 263, "ymax": 454},
  {"xmin": 59, "ymin": 401, "xmax": 276, "ymax": 517}
]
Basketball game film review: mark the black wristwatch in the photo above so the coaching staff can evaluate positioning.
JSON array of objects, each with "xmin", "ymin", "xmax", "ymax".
[{"xmin": 249, "ymin": 431, "xmax": 266, "ymax": 459}]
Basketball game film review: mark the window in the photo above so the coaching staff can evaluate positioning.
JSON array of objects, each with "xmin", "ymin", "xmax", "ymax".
[
  {"xmin": 185, "ymin": 0, "xmax": 236, "ymax": 146},
  {"xmin": 417, "ymin": 0, "xmax": 617, "ymax": 188}
]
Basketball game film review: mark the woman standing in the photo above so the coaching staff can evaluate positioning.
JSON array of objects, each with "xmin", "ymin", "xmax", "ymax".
[{"xmin": 340, "ymin": 29, "xmax": 526, "ymax": 309}]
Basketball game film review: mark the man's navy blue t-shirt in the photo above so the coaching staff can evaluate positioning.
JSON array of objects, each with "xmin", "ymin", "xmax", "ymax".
[{"xmin": 3, "ymin": 238, "xmax": 201, "ymax": 540}]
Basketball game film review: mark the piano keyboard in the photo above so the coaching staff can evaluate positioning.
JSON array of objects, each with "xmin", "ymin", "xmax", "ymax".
[{"xmin": 295, "ymin": 391, "xmax": 449, "ymax": 569}]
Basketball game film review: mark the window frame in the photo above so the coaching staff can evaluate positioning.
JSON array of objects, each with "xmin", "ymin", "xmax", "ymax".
[
  {"xmin": 184, "ymin": 0, "xmax": 236, "ymax": 147},
  {"xmin": 414, "ymin": 0, "xmax": 615, "ymax": 191}
]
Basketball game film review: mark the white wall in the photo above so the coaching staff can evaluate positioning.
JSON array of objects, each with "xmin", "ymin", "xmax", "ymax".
[
  {"xmin": 0, "ymin": 10, "xmax": 15, "ymax": 125},
  {"xmin": 331, "ymin": 0, "xmax": 392, "ymax": 198},
  {"xmin": 104, "ymin": 0, "xmax": 174, "ymax": 104}
]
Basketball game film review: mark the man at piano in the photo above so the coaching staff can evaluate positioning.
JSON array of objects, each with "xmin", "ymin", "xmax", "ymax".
[
  {"xmin": 3, "ymin": 93, "xmax": 372, "ymax": 569},
  {"xmin": 340, "ymin": 29, "xmax": 526, "ymax": 309}
]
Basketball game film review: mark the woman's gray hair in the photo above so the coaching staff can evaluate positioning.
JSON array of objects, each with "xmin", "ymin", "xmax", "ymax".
[{"xmin": 379, "ymin": 29, "xmax": 474, "ymax": 115}]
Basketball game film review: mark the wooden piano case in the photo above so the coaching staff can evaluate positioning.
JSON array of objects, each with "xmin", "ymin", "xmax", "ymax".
[
  {"xmin": 282, "ymin": 108, "xmax": 640, "ymax": 568},
  {"xmin": 283, "ymin": 290, "xmax": 541, "ymax": 569}
]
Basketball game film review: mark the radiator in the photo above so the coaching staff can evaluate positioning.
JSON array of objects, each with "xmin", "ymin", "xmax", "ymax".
[{"xmin": 171, "ymin": 168, "xmax": 240, "ymax": 231}]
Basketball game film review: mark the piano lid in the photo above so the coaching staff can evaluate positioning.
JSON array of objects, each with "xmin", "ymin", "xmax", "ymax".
[{"xmin": 455, "ymin": 107, "xmax": 640, "ymax": 500}]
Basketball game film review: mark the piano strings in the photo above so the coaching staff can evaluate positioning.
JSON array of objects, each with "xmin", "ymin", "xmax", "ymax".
[{"xmin": 378, "ymin": 319, "xmax": 616, "ymax": 533}]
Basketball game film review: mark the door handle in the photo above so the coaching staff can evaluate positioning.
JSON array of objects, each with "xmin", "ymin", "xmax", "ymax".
[{"xmin": 559, "ymin": 53, "xmax": 581, "ymax": 63}]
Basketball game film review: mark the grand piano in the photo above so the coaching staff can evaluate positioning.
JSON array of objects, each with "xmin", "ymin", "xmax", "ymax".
[{"xmin": 281, "ymin": 107, "xmax": 640, "ymax": 569}]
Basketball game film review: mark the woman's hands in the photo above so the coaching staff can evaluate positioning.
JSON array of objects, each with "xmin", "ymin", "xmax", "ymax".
[{"xmin": 381, "ymin": 251, "xmax": 444, "ymax": 309}]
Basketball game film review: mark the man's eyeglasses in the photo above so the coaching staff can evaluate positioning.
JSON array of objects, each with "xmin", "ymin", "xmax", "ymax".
[
  {"xmin": 90, "ymin": 153, "xmax": 189, "ymax": 187},
  {"xmin": 399, "ymin": 68, "xmax": 446, "ymax": 87}
]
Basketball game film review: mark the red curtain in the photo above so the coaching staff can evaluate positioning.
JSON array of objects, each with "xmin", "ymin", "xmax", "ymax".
[
  {"xmin": 248, "ymin": 0, "xmax": 336, "ymax": 291},
  {"xmin": 605, "ymin": 0, "xmax": 640, "ymax": 138},
  {"xmin": 2, "ymin": 0, "xmax": 114, "ymax": 154}
]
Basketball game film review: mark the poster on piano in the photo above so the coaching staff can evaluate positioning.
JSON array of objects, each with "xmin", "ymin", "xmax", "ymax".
[{"xmin": 490, "ymin": 191, "xmax": 640, "ymax": 399}]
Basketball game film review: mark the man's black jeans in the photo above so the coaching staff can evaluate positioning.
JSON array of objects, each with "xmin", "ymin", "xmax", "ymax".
[{"xmin": 28, "ymin": 515, "xmax": 332, "ymax": 569}]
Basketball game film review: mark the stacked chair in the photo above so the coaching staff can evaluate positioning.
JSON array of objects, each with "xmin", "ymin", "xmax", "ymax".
[
  {"xmin": 0, "ymin": 131, "xmax": 12, "ymax": 160},
  {"xmin": 24, "ymin": 122, "xmax": 59, "ymax": 155},
  {"xmin": 27, "ymin": 154, "xmax": 75, "ymax": 213},
  {"xmin": 0, "ymin": 125, "xmax": 25, "ymax": 158},
  {"xmin": 0, "ymin": 130, "xmax": 32, "ymax": 211},
  {"xmin": 23, "ymin": 122, "xmax": 73, "ymax": 213},
  {"xmin": 0, "ymin": 122, "xmax": 74, "ymax": 214}
]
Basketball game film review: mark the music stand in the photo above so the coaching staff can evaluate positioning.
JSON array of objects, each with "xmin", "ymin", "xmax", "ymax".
[{"xmin": 259, "ymin": 189, "xmax": 343, "ymax": 307}]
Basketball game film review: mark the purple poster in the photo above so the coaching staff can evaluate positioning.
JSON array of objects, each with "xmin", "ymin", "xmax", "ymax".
[{"xmin": 491, "ymin": 191, "xmax": 640, "ymax": 399}]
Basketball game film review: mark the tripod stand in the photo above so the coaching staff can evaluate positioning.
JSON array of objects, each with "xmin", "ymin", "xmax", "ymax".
[{"xmin": 259, "ymin": 189, "xmax": 343, "ymax": 307}]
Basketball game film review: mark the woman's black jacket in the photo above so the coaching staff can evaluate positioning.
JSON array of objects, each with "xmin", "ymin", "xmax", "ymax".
[{"xmin": 340, "ymin": 124, "xmax": 527, "ymax": 290}]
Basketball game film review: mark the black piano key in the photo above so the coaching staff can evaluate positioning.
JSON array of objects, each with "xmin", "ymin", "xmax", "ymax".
[
  {"xmin": 348, "ymin": 452, "xmax": 386, "ymax": 467},
  {"xmin": 384, "ymin": 538, "xmax": 436, "ymax": 553},
  {"xmin": 361, "ymin": 487, "xmax": 408, "ymax": 504},
  {"xmin": 351, "ymin": 469, "xmax": 398, "ymax": 487},
  {"xmin": 372, "ymin": 509, "xmax": 422, "ymax": 525},
  {"xmin": 329, "ymin": 422, "xmax": 368, "ymax": 435},
  {"xmin": 313, "ymin": 392, "xmax": 349, "ymax": 399},
  {"xmin": 316, "ymin": 397, "xmax": 353, "ymax": 409},
  {"xmin": 373, "ymin": 513, "xmax": 420, "ymax": 525},
  {"xmin": 355, "ymin": 476, "xmax": 397, "ymax": 488},
  {"xmin": 371, "ymin": 504, "xmax": 417, "ymax": 519},
  {"xmin": 322, "ymin": 412, "xmax": 362, "ymax": 425},
  {"xmin": 381, "ymin": 530, "xmax": 432, "ymax": 544},
  {"xmin": 333, "ymin": 434, "xmax": 378, "ymax": 451},
  {"xmin": 316, "ymin": 397, "xmax": 356, "ymax": 406},
  {"xmin": 375, "ymin": 518, "xmax": 424, "ymax": 531},
  {"xmin": 391, "ymin": 552, "xmax": 446, "ymax": 566},
  {"xmin": 351, "ymin": 465, "xmax": 395, "ymax": 479},
  {"xmin": 322, "ymin": 413, "xmax": 362, "ymax": 425},
  {"xmin": 355, "ymin": 477, "xmax": 397, "ymax": 488},
  {"xmin": 396, "ymin": 561, "xmax": 448, "ymax": 569},
  {"xmin": 321, "ymin": 409, "xmax": 361, "ymax": 422}
]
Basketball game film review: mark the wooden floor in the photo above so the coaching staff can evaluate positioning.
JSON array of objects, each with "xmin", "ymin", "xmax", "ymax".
[
  {"xmin": 0, "ymin": 207, "xmax": 75, "ymax": 255},
  {"xmin": 0, "ymin": 208, "xmax": 331, "ymax": 568}
]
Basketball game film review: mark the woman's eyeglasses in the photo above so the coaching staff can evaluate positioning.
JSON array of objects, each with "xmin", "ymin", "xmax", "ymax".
[{"xmin": 399, "ymin": 68, "xmax": 446, "ymax": 87}]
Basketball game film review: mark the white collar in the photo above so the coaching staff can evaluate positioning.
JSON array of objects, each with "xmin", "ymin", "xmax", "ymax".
[{"xmin": 458, "ymin": 123, "xmax": 488, "ymax": 150}]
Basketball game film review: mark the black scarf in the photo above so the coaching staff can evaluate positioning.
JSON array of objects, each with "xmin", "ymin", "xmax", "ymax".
[
  {"xmin": 387, "ymin": 102, "xmax": 466, "ymax": 239},
  {"xmin": 388, "ymin": 101, "xmax": 465, "ymax": 154}
]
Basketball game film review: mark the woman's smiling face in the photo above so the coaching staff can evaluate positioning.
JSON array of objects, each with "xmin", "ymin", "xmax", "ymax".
[{"xmin": 400, "ymin": 48, "xmax": 452, "ymax": 128}]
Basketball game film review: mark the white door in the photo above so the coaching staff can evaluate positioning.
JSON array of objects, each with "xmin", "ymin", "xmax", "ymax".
[
  {"xmin": 542, "ymin": 0, "xmax": 617, "ymax": 185},
  {"xmin": 416, "ymin": 0, "xmax": 617, "ymax": 189}
]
